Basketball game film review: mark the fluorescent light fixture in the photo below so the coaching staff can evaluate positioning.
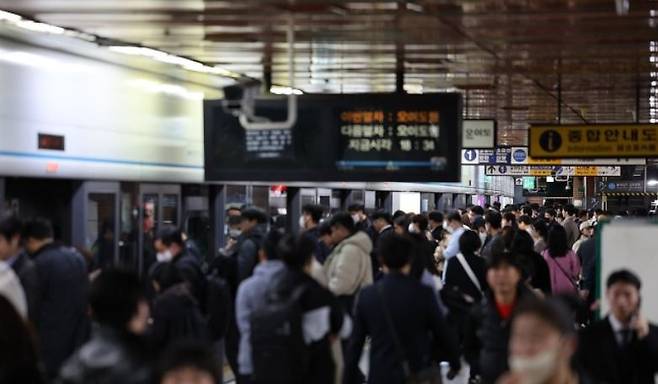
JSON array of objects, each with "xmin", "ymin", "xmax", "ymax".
[
  {"xmin": 404, "ymin": 84, "xmax": 424, "ymax": 94},
  {"xmin": 0, "ymin": 10, "xmax": 21, "ymax": 22},
  {"xmin": 14, "ymin": 19, "xmax": 65, "ymax": 34},
  {"xmin": 128, "ymin": 79, "xmax": 204, "ymax": 100},
  {"xmin": 270, "ymin": 86, "xmax": 303, "ymax": 95},
  {"xmin": 546, "ymin": 176, "xmax": 555, "ymax": 183},
  {"xmin": 648, "ymin": 180, "xmax": 658, "ymax": 187}
]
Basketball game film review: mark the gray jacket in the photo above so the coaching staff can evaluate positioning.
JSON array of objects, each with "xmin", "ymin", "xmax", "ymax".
[
  {"xmin": 562, "ymin": 217, "xmax": 580, "ymax": 249},
  {"xmin": 323, "ymin": 231, "xmax": 373, "ymax": 297},
  {"xmin": 235, "ymin": 260, "xmax": 286, "ymax": 375}
]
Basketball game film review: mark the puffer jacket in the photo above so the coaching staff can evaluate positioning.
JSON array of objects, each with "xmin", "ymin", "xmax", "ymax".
[
  {"xmin": 58, "ymin": 327, "xmax": 151, "ymax": 384},
  {"xmin": 323, "ymin": 231, "xmax": 373, "ymax": 298}
]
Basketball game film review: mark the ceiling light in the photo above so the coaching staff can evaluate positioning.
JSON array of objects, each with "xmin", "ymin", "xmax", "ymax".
[
  {"xmin": 270, "ymin": 86, "xmax": 302, "ymax": 95},
  {"xmin": 15, "ymin": 19, "xmax": 65, "ymax": 34},
  {"xmin": 648, "ymin": 180, "xmax": 658, "ymax": 187},
  {"xmin": 0, "ymin": 10, "xmax": 21, "ymax": 22}
]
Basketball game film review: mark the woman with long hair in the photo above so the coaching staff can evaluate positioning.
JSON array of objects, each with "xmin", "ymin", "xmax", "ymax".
[{"xmin": 542, "ymin": 225, "xmax": 581, "ymax": 295}]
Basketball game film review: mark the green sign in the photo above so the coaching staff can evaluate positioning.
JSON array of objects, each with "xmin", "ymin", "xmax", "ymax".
[{"xmin": 523, "ymin": 177, "xmax": 536, "ymax": 189}]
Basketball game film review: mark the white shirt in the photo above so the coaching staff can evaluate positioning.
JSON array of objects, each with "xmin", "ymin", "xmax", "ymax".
[
  {"xmin": 608, "ymin": 313, "xmax": 633, "ymax": 346},
  {"xmin": 0, "ymin": 261, "xmax": 27, "ymax": 318}
]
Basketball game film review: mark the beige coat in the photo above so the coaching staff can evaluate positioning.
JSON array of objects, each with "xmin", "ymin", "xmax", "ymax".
[{"xmin": 323, "ymin": 231, "xmax": 373, "ymax": 296}]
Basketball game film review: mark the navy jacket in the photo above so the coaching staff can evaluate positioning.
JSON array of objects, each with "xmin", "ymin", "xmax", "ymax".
[
  {"xmin": 577, "ymin": 316, "xmax": 658, "ymax": 384},
  {"xmin": 345, "ymin": 273, "xmax": 460, "ymax": 384},
  {"xmin": 31, "ymin": 243, "xmax": 90, "ymax": 378}
]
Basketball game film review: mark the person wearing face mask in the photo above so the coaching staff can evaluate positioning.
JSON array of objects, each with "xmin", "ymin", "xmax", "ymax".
[
  {"xmin": 299, "ymin": 204, "xmax": 331, "ymax": 265},
  {"xmin": 347, "ymin": 204, "xmax": 372, "ymax": 237},
  {"xmin": 441, "ymin": 211, "xmax": 466, "ymax": 262},
  {"xmin": 576, "ymin": 270, "xmax": 658, "ymax": 384},
  {"xmin": 464, "ymin": 251, "xmax": 536, "ymax": 384},
  {"xmin": 157, "ymin": 227, "xmax": 205, "ymax": 307},
  {"xmin": 498, "ymin": 298, "xmax": 585, "ymax": 384}
]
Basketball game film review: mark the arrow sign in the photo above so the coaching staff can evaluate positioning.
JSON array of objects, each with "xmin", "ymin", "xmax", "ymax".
[{"xmin": 487, "ymin": 165, "xmax": 496, "ymax": 173}]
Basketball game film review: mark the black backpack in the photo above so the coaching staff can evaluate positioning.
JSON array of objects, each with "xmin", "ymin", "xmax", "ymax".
[
  {"xmin": 250, "ymin": 284, "xmax": 309, "ymax": 384},
  {"xmin": 204, "ymin": 271, "xmax": 232, "ymax": 341}
]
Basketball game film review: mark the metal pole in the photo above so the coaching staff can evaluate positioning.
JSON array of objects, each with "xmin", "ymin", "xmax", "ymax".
[
  {"xmin": 286, "ymin": 187, "xmax": 302, "ymax": 234},
  {"xmin": 209, "ymin": 185, "xmax": 227, "ymax": 256}
]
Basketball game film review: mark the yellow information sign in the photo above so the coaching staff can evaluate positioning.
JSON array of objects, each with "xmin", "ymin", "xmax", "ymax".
[{"xmin": 529, "ymin": 124, "xmax": 658, "ymax": 158}]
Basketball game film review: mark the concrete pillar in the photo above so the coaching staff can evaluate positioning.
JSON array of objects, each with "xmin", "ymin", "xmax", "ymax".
[
  {"xmin": 209, "ymin": 185, "xmax": 227, "ymax": 254},
  {"xmin": 286, "ymin": 187, "xmax": 302, "ymax": 234}
]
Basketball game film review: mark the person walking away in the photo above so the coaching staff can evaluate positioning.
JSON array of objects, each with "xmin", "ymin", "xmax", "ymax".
[
  {"xmin": 345, "ymin": 234, "xmax": 461, "ymax": 384},
  {"xmin": 0, "ymin": 215, "xmax": 41, "ymax": 323},
  {"xmin": 541, "ymin": 225, "xmax": 580, "ymax": 296},
  {"xmin": 498, "ymin": 298, "xmax": 588, "ymax": 384},
  {"xmin": 23, "ymin": 218, "xmax": 90, "ymax": 379},
  {"xmin": 481, "ymin": 211, "xmax": 504, "ymax": 261},
  {"xmin": 509, "ymin": 230, "xmax": 551, "ymax": 295},
  {"xmin": 572, "ymin": 220, "xmax": 594, "ymax": 253},
  {"xmin": 577, "ymin": 270, "xmax": 658, "ymax": 384},
  {"xmin": 561, "ymin": 205, "xmax": 580, "ymax": 249},
  {"xmin": 58, "ymin": 269, "xmax": 151, "ymax": 384},
  {"xmin": 149, "ymin": 263, "xmax": 209, "ymax": 350},
  {"xmin": 443, "ymin": 230, "xmax": 487, "ymax": 345},
  {"xmin": 250, "ymin": 234, "xmax": 347, "ymax": 384},
  {"xmin": 323, "ymin": 212, "xmax": 373, "ymax": 314},
  {"xmin": 530, "ymin": 219, "xmax": 549, "ymax": 254},
  {"xmin": 464, "ymin": 251, "xmax": 537, "ymax": 384},
  {"xmin": 0, "ymin": 295, "xmax": 46, "ymax": 383},
  {"xmin": 234, "ymin": 229, "xmax": 287, "ymax": 383}
]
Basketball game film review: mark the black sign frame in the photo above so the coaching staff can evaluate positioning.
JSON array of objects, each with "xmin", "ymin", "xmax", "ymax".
[{"xmin": 204, "ymin": 93, "xmax": 462, "ymax": 182}]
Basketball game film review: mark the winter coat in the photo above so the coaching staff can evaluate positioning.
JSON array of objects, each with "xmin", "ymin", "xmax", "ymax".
[
  {"xmin": 235, "ymin": 260, "xmax": 287, "ymax": 375},
  {"xmin": 30, "ymin": 243, "xmax": 90, "ymax": 378},
  {"xmin": 58, "ymin": 327, "xmax": 151, "ymax": 384},
  {"xmin": 323, "ymin": 231, "xmax": 373, "ymax": 298}
]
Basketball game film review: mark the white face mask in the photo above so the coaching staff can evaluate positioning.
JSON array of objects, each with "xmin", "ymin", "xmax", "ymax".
[
  {"xmin": 443, "ymin": 221, "xmax": 453, "ymax": 234},
  {"xmin": 156, "ymin": 249, "xmax": 173, "ymax": 263},
  {"xmin": 509, "ymin": 346, "xmax": 558, "ymax": 384},
  {"xmin": 408, "ymin": 223, "xmax": 419, "ymax": 234},
  {"xmin": 229, "ymin": 229, "xmax": 242, "ymax": 238},
  {"xmin": 299, "ymin": 216, "xmax": 306, "ymax": 230},
  {"xmin": 351, "ymin": 214, "xmax": 360, "ymax": 224}
]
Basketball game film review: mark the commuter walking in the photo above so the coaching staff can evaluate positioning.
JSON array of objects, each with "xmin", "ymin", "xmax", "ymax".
[
  {"xmin": 371, "ymin": 211, "xmax": 394, "ymax": 279},
  {"xmin": 428, "ymin": 211, "xmax": 444, "ymax": 242},
  {"xmin": 572, "ymin": 220, "xmax": 594, "ymax": 253},
  {"xmin": 542, "ymin": 225, "xmax": 581, "ymax": 295},
  {"xmin": 561, "ymin": 205, "xmax": 580, "ymax": 249},
  {"xmin": 299, "ymin": 204, "xmax": 331, "ymax": 264},
  {"xmin": 348, "ymin": 204, "xmax": 372, "ymax": 236},
  {"xmin": 59, "ymin": 270, "xmax": 151, "ymax": 384},
  {"xmin": 441, "ymin": 211, "xmax": 466, "ymax": 261},
  {"xmin": 0, "ymin": 295, "xmax": 45, "ymax": 383},
  {"xmin": 323, "ymin": 212, "xmax": 373, "ymax": 314},
  {"xmin": 530, "ymin": 219, "xmax": 549, "ymax": 254},
  {"xmin": 498, "ymin": 299, "xmax": 587, "ymax": 384},
  {"xmin": 577, "ymin": 270, "xmax": 658, "ymax": 384},
  {"xmin": 509, "ymin": 230, "xmax": 551, "ymax": 295},
  {"xmin": 23, "ymin": 218, "xmax": 90, "ymax": 378},
  {"xmin": 235, "ymin": 229, "xmax": 287, "ymax": 383},
  {"xmin": 481, "ymin": 211, "xmax": 504, "ymax": 261},
  {"xmin": 149, "ymin": 263, "xmax": 209, "ymax": 350},
  {"xmin": 157, "ymin": 227, "xmax": 205, "ymax": 304},
  {"xmin": 235, "ymin": 208, "xmax": 268, "ymax": 284},
  {"xmin": 345, "ymin": 234, "xmax": 461, "ymax": 384},
  {"xmin": 0, "ymin": 215, "xmax": 40, "ymax": 322},
  {"xmin": 465, "ymin": 251, "xmax": 537, "ymax": 384}
]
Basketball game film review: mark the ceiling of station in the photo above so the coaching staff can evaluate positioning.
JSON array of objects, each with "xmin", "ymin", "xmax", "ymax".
[{"xmin": 1, "ymin": 0, "xmax": 657, "ymax": 145}]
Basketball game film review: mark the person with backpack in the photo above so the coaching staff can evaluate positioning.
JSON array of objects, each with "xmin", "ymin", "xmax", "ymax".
[
  {"xmin": 235, "ymin": 209, "xmax": 268, "ymax": 284},
  {"xmin": 345, "ymin": 234, "xmax": 461, "ymax": 384},
  {"xmin": 249, "ymin": 234, "xmax": 347, "ymax": 384},
  {"xmin": 235, "ymin": 229, "xmax": 286, "ymax": 384}
]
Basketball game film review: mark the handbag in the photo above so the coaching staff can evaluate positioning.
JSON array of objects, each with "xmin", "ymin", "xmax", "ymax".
[
  {"xmin": 376, "ymin": 284, "xmax": 442, "ymax": 384},
  {"xmin": 544, "ymin": 251, "xmax": 580, "ymax": 290}
]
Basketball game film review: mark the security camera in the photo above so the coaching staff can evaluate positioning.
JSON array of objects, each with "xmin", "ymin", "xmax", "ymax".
[{"xmin": 221, "ymin": 79, "xmax": 262, "ymax": 117}]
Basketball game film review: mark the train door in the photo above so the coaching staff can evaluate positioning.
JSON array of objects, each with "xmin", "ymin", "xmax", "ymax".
[
  {"xmin": 139, "ymin": 184, "xmax": 181, "ymax": 276},
  {"xmin": 71, "ymin": 181, "xmax": 120, "ymax": 270}
]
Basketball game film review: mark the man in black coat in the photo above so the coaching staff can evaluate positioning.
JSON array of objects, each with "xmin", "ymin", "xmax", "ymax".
[
  {"xmin": 577, "ymin": 270, "xmax": 658, "ymax": 384},
  {"xmin": 370, "ymin": 211, "xmax": 394, "ymax": 279},
  {"xmin": 23, "ymin": 218, "xmax": 90, "ymax": 379},
  {"xmin": 464, "ymin": 251, "xmax": 537, "ymax": 384},
  {"xmin": 158, "ymin": 227, "xmax": 205, "ymax": 305},
  {"xmin": 345, "ymin": 234, "xmax": 461, "ymax": 384},
  {"xmin": 428, "ymin": 211, "xmax": 445, "ymax": 242},
  {"xmin": 0, "ymin": 214, "xmax": 40, "ymax": 323}
]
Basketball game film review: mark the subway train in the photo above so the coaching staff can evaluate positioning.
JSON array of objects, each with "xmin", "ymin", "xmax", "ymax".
[{"xmin": 0, "ymin": 23, "xmax": 514, "ymax": 275}]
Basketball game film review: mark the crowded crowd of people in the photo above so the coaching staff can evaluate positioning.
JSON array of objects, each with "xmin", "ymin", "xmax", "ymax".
[{"xmin": 0, "ymin": 201, "xmax": 656, "ymax": 384}]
